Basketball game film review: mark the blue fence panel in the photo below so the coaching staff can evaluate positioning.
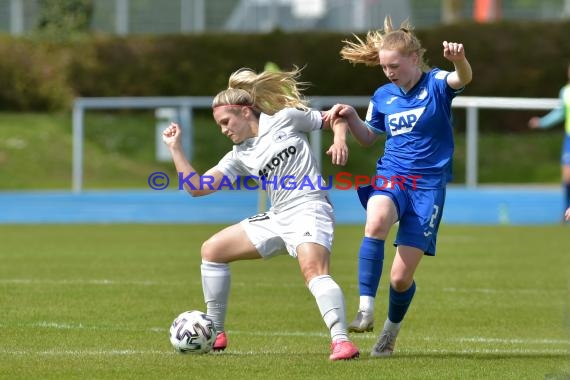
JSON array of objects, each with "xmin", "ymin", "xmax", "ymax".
[{"xmin": 0, "ymin": 187, "xmax": 564, "ymax": 225}]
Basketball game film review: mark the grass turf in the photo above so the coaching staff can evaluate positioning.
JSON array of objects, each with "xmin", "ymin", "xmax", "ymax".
[{"xmin": 0, "ymin": 224, "xmax": 568, "ymax": 379}]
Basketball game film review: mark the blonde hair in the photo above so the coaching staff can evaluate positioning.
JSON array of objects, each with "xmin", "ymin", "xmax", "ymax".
[
  {"xmin": 212, "ymin": 67, "xmax": 309, "ymax": 115},
  {"xmin": 340, "ymin": 16, "xmax": 428, "ymax": 71}
]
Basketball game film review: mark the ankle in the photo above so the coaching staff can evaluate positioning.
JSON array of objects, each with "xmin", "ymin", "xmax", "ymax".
[
  {"xmin": 359, "ymin": 296, "xmax": 375, "ymax": 314},
  {"xmin": 383, "ymin": 319, "xmax": 401, "ymax": 333}
]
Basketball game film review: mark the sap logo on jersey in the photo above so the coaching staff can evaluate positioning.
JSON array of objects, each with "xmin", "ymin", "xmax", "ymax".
[{"xmin": 388, "ymin": 107, "xmax": 425, "ymax": 136}]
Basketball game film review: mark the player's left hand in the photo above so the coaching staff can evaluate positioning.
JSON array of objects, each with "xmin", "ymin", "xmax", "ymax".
[
  {"xmin": 528, "ymin": 117, "xmax": 541, "ymax": 129},
  {"xmin": 443, "ymin": 41, "xmax": 466, "ymax": 62},
  {"xmin": 326, "ymin": 142, "xmax": 348, "ymax": 166},
  {"xmin": 565, "ymin": 207, "xmax": 570, "ymax": 222}
]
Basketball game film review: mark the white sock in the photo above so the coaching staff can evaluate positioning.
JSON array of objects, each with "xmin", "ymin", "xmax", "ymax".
[
  {"xmin": 359, "ymin": 295, "xmax": 375, "ymax": 315},
  {"xmin": 201, "ymin": 260, "xmax": 230, "ymax": 333},
  {"xmin": 308, "ymin": 275, "xmax": 349, "ymax": 342},
  {"xmin": 383, "ymin": 318, "xmax": 401, "ymax": 334}
]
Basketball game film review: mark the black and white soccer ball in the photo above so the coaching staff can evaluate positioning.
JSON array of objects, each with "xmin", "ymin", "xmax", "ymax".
[{"xmin": 169, "ymin": 310, "xmax": 216, "ymax": 354}]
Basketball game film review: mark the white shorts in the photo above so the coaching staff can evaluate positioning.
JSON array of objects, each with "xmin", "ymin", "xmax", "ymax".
[{"xmin": 239, "ymin": 199, "xmax": 335, "ymax": 258}]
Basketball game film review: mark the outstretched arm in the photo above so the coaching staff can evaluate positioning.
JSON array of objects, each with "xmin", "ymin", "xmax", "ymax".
[
  {"xmin": 529, "ymin": 88, "xmax": 565, "ymax": 129},
  {"xmin": 443, "ymin": 41, "xmax": 473, "ymax": 90},
  {"xmin": 162, "ymin": 122, "xmax": 224, "ymax": 197}
]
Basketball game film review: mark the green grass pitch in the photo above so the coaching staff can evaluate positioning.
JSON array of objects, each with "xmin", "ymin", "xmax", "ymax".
[{"xmin": 0, "ymin": 224, "xmax": 568, "ymax": 379}]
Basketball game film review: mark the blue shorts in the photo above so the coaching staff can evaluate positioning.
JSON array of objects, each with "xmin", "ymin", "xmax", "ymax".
[
  {"xmin": 357, "ymin": 184, "xmax": 446, "ymax": 256},
  {"xmin": 561, "ymin": 134, "xmax": 570, "ymax": 165}
]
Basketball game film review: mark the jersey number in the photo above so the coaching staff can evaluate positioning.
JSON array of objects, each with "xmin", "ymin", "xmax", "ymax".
[{"xmin": 423, "ymin": 205, "xmax": 440, "ymax": 237}]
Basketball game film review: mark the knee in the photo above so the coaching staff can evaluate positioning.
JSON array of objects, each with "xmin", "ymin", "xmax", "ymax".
[
  {"xmin": 390, "ymin": 271, "xmax": 414, "ymax": 292},
  {"xmin": 299, "ymin": 258, "xmax": 329, "ymax": 285},
  {"xmin": 201, "ymin": 237, "xmax": 219, "ymax": 262},
  {"xmin": 302, "ymin": 265, "xmax": 328, "ymax": 285},
  {"xmin": 364, "ymin": 218, "xmax": 391, "ymax": 239}
]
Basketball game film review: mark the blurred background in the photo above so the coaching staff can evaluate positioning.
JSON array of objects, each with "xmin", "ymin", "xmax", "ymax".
[
  {"xmin": 0, "ymin": 0, "xmax": 568, "ymax": 35},
  {"xmin": 0, "ymin": 0, "xmax": 569, "ymax": 224}
]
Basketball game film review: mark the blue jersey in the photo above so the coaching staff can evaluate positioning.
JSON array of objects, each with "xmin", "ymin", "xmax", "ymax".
[{"xmin": 365, "ymin": 68, "xmax": 463, "ymax": 189}]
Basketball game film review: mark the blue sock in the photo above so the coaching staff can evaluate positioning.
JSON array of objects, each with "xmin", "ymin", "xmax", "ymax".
[
  {"xmin": 564, "ymin": 183, "xmax": 570, "ymax": 209},
  {"xmin": 388, "ymin": 281, "xmax": 416, "ymax": 323},
  {"xmin": 357, "ymin": 237, "xmax": 384, "ymax": 297}
]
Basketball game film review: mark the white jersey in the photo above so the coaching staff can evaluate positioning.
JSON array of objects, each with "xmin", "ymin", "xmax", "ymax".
[{"xmin": 214, "ymin": 108, "xmax": 328, "ymax": 212}]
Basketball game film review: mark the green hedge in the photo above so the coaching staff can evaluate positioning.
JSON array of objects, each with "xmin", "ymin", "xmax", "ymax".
[
  {"xmin": 0, "ymin": 37, "xmax": 71, "ymax": 111},
  {"xmin": 2, "ymin": 20, "xmax": 570, "ymax": 130}
]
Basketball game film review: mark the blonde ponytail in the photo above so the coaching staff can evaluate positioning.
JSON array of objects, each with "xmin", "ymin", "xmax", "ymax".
[
  {"xmin": 340, "ymin": 16, "xmax": 428, "ymax": 71},
  {"xmin": 212, "ymin": 67, "xmax": 309, "ymax": 115}
]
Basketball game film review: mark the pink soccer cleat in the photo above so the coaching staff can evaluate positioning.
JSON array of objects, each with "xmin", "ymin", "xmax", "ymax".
[
  {"xmin": 329, "ymin": 340, "xmax": 360, "ymax": 361},
  {"xmin": 212, "ymin": 331, "xmax": 227, "ymax": 352}
]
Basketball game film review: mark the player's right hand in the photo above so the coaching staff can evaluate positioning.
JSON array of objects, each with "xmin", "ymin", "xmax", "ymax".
[
  {"xmin": 162, "ymin": 122, "xmax": 181, "ymax": 146},
  {"xmin": 339, "ymin": 104, "xmax": 358, "ymax": 119}
]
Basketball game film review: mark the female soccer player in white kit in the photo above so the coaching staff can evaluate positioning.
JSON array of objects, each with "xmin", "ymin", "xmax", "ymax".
[{"xmin": 162, "ymin": 67, "xmax": 360, "ymax": 360}]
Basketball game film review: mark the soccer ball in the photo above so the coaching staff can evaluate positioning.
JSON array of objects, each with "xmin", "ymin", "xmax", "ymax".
[{"xmin": 169, "ymin": 310, "xmax": 217, "ymax": 354}]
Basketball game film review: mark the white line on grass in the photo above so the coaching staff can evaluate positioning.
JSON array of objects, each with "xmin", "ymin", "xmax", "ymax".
[
  {"xmin": 456, "ymin": 337, "xmax": 570, "ymax": 345},
  {"xmin": 229, "ymin": 330, "xmax": 570, "ymax": 346},
  {"xmin": 18, "ymin": 322, "xmax": 570, "ymax": 347},
  {"xmin": 0, "ymin": 348, "xmax": 568, "ymax": 356},
  {"xmin": 0, "ymin": 349, "xmax": 171, "ymax": 356},
  {"xmin": 0, "ymin": 279, "xmax": 159, "ymax": 286},
  {"xmin": 35, "ymin": 321, "xmax": 85, "ymax": 329},
  {"xmin": 443, "ymin": 287, "xmax": 566, "ymax": 295},
  {"xmin": 0, "ymin": 279, "xmax": 301, "ymax": 288},
  {"xmin": 404, "ymin": 348, "xmax": 570, "ymax": 355}
]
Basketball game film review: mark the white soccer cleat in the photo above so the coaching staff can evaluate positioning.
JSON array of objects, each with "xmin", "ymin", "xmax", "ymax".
[
  {"xmin": 347, "ymin": 310, "xmax": 374, "ymax": 333},
  {"xmin": 370, "ymin": 322, "xmax": 400, "ymax": 357}
]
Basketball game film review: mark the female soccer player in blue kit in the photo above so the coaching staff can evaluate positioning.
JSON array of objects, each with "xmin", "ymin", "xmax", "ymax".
[{"xmin": 331, "ymin": 16, "xmax": 472, "ymax": 357}]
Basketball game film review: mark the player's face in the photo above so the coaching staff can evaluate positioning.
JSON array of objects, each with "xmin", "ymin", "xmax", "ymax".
[
  {"xmin": 379, "ymin": 49, "xmax": 420, "ymax": 92},
  {"xmin": 213, "ymin": 106, "xmax": 254, "ymax": 144}
]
